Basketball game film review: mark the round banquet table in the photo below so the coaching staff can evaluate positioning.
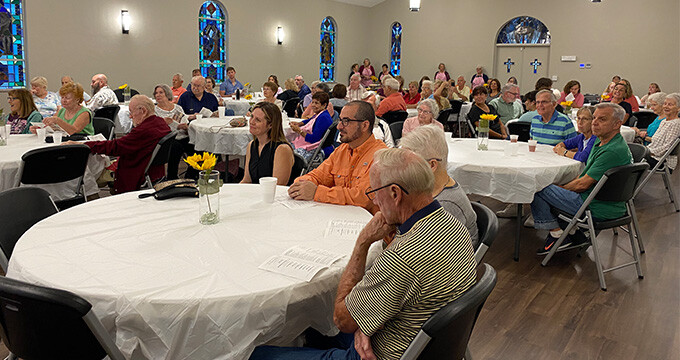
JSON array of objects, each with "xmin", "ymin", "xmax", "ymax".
[
  {"xmin": 7, "ymin": 184, "xmax": 375, "ymax": 360},
  {"xmin": 188, "ymin": 116, "xmax": 294, "ymax": 156},
  {"xmin": 446, "ymin": 138, "xmax": 583, "ymax": 203},
  {"xmin": 0, "ymin": 134, "xmax": 105, "ymax": 199}
]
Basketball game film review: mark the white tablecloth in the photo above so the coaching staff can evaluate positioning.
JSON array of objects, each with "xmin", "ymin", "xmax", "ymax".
[
  {"xmin": 8, "ymin": 184, "xmax": 375, "ymax": 360},
  {"xmin": 446, "ymin": 138, "xmax": 583, "ymax": 203},
  {"xmin": 115, "ymin": 104, "xmax": 132, "ymax": 134},
  {"xmin": 0, "ymin": 134, "xmax": 105, "ymax": 199},
  {"xmin": 222, "ymin": 98, "xmax": 257, "ymax": 116},
  {"xmin": 188, "ymin": 116, "xmax": 294, "ymax": 156},
  {"xmin": 407, "ymin": 102, "xmax": 472, "ymax": 121}
]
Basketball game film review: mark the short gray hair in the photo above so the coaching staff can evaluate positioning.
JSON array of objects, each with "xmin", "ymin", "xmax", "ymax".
[
  {"xmin": 154, "ymin": 84, "xmax": 173, "ymax": 101},
  {"xmin": 417, "ymin": 98, "xmax": 439, "ymax": 119},
  {"xmin": 421, "ymin": 80, "xmax": 432, "ymax": 89},
  {"xmin": 350, "ymin": 73, "xmax": 361, "ymax": 81},
  {"xmin": 173, "ymin": 73, "xmax": 183, "ymax": 81},
  {"xmin": 664, "ymin": 93, "xmax": 680, "ymax": 107},
  {"xmin": 400, "ymin": 124, "xmax": 449, "ymax": 168},
  {"xmin": 647, "ymin": 92, "xmax": 667, "ymax": 106},
  {"xmin": 383, "ymin": 77, "xmax": 399, "ymax": 91},
  {"xmin": 30, "ymin": 76, "xmax": 48, "ymax": 88},
  {"xmin": 310, "ymin": 80, "xmax": 321, "ymax": 89},
  {"xmin": 501, "ymin": 83, "xmax": 519, "ymax": 94},
  {"xmin": 131, "ymin": 94, "xmax": 155, "ymax": 115},
  {"xmin": 536, "ymin": 89, "xmax": 556, "ymax": 103},
  {"xmin": 191, "ymin": 76, "xmax": 206, "ymax": 86},
  {"xmin": 373, "ymin": 148, "xmax": 434, "ymax": 196},
  {"xmin": 595, "ymin": 102, "xmax": 626, "ymax": 122}
]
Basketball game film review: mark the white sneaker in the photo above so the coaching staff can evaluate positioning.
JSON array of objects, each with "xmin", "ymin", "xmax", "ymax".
[
  {"xmin": 496, "ymin": 204, "xmax": 518, "ymax": 218},
  {"xmin": 523, "ymin": 214, "xmax": 535, "ymax": 227}
]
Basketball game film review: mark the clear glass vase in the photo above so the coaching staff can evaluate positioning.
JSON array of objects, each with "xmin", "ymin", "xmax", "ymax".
[
  {"xmin": 198, "ymin": 170, "xmax": 221, "ymax": 225},
  {"xmin": 477, "ymin": 119, "xmax": 489, "ymax": 151}
]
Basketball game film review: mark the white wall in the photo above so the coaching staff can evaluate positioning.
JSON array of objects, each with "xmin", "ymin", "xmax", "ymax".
[
  {"xmin": 2, "ymin": 0, "xmax": 678, "ymax": 113},
  {"xmin": 366, "ymin": 0, "xmax": 680, "ymax": 96}
]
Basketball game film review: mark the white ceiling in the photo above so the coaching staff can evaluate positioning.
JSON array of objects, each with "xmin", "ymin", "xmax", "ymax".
[{"xmin": 332, "ymin": 0, "xmax": 387, "ymax": 8}]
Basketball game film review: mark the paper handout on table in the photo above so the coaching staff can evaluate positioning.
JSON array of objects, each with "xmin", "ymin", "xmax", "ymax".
[
  {"xmin": 199, "ymin": 107, "xmax": 214, "ymax": 118},
  {"xmin": 275, "ymin": 193, "xmax": 317, "ymax": 209},
  {"xmin": 259, "ymin": 246, "xmax": 344, "ymax": 282},
  {"xmin": 324, "ymin": 219, "xmax": 367, "ymax": 240},
  {"xmin": 87, "ymin": 134, "xmax": 107, "ymax": 141}
]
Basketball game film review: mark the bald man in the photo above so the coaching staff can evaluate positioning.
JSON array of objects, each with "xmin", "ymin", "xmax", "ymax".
[{"xmin": 86, "ymin": 73, "xmax": 118, "ymax": 111}]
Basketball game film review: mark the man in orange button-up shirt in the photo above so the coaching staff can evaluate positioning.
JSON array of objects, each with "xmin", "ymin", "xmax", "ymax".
[
  {"xmin": 375, "ymin": 77, "xmax": 407, "ymax": 117},
  {"xmin": 288, "ymin": 101, "xmax": 388, "ymax": 214}
]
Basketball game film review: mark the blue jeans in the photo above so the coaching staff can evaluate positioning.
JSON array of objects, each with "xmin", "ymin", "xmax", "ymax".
[
  {"xmin": 249, "ymin": 332, "xmax": 360, "ymax": 360},
  {"xmin": 531, "ymin": 184, "xmax": 584, "ymax": 230}
]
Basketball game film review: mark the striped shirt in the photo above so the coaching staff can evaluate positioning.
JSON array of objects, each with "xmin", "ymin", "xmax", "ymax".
[
  {"xmin": 345, "ymin": 201, "xmax": 476, "ymax": 360},
  {"xmin": 530, "ymin": 110, "xmax": 577, "ymax": 145}
]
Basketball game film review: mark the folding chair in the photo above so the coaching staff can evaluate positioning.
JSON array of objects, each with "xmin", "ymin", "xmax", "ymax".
[
  {"xmin": 93, "ymin": 105, "xmax": 120, "ymax": 123},
  {"xmin": 541, "ymin": 163, "xmax": 649, "ymax": 291},
  {"xmin": 634, "ymin": 136, "xmax": 680, "ymax": 212},
  {"xmin": 390, "ymin": 121, "xmax": 404, "ymax": 143},
  {"xmin": 92, "ymin": 116, "xmax": 115, "ymax": 140},
  {"xmin": 631, "ymin": 111, "xmax": 657, "ymax": 129},
  {"xmin": 304, "ymin": 122, "xmax": 338, "ymax": 174},
  {"xmin": 0, "ymin": 188, "xmax": 58, "ymax": 272},
  {"xmin": 470, "ymin": 202, "xmax": 499, "ymax": 265},
  {"xmin": 506, "ymin": 120, "xmax": 531, "ymax": 142},
  {"xmin": 282, "ymin": 97, "xmax": 300, "ymax": 118},
  {"xmin": 381, "ymin": 110, "xmax": 408, "ymax": 125},
  {"xmin": 141, "ymin": 131, "xmax": 178, "ymax": 189},
  {"xmin": 399, "ymin": 264, "xmax": 497, "ymax": 360},
  {"xmin": 449, "ymin": 100, "xmax": 464, "ymax": 136},
  {"xmin": 19, "ymin": 144, "xmax": 91, "ymax": 211},
  {"xmin": 0, "ymin": 276, "xmax": 125, "ymax": 360}
]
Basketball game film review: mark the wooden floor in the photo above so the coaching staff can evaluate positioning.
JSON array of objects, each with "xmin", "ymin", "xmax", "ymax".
[{"xmin": 1, "ymin": 169, "xmax": 678, "ymax": 359}]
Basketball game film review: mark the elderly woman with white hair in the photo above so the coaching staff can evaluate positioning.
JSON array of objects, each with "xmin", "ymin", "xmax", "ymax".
[
  {"xmin": 30, "ymin": 76, "xmax": 61, "ymax": 117},
  {"xmin": 633, "ymin": 91, "xmax": 667, "ymax": 144},
  {"xmin": 400, "ymin": 125, "xmax": 479, "ymax": 244},
  {"xmin": 645, "ymin": 93, "xmax": 680, "ymax": 170},
  {"xmin": 402, "ymin": 98, "xmax": 443, "ymax": 136}
]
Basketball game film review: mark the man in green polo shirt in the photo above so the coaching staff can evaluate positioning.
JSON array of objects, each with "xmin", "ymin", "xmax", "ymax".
[
  {"xmin": 531, "ymin": 102, "xmax": 632, "ymax": 255},
  {"xmin": 489, "ymin": 83, "xmax": 523, "ymax": 124}
]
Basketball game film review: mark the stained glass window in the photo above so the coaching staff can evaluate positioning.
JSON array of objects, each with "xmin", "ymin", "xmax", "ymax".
[
  {"xmin": 199, "ymin": 1, "xmax": 226, "ymax": 82},
  {"xmin": 496, "ymin": 16, "xmax": 550, "ymax": 44},
  {"xmin": 0, "ymin": 0, "xmax": 26, "ymax": 90},
  {"xmin": 390, "ymin": 22, "xmax": 402, "ymax": 76},
  {"xmin": 319, "ymin": 17, "xmax": 336, "ymax": 82}
]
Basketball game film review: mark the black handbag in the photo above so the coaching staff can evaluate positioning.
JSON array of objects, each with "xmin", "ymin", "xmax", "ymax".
[{"xmin": 138, "ymin": 179, "xmax": 198, "ymax": 200}]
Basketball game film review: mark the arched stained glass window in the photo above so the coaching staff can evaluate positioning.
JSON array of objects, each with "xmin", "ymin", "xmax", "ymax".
[
  {"xmin": 319, "ymin": 17, "xmax": 336, "ymax": 82},
  {"xmin": 0, "ymin": 0, "xmax": 26, "ymax": 90},
  {"xmin": 199, "ymin": 1, "xmax": 227, "ymax": 82},
  {"xmin": 390, "ymin": 22, "xmax": 402, "ymax": 76},
  {"xmin": 496, "ymin": 16, "xmax": 550, "ymax": 44}
]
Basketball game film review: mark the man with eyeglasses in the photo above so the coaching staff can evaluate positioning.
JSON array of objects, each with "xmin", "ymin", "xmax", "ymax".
[
  {"xmin": 254, "ymin": 148, "xmax": 476, "ymax": 360},
  {"xmin": 529, "ymin": 89, "xmax": 577, "ymax": 145},
  {"xmin": 489, "ymin": 83, "xmax": 523, "ymax": 124},
  {"xmin": 288, "ymin": 101, "xmax": 387, "ymax": 213}
]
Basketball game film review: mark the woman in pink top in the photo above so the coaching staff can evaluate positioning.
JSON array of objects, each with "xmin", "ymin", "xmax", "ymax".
[
  {"xmin": 434, "ymin": 63, "xmax": 450, "ymax": 82},
  {"xmin": 558, "ymin": 80, "xmax": 585, "ymax": 108},
  {"xmin": 358, "ymin": 58, "xmax": 375, "ymax": 87},
  {"xmin": 402, "ymin": 98, "xmax": 444, "ymax": 136}
]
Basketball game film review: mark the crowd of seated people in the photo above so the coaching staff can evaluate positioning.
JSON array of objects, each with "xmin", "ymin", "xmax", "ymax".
[{"xmin": 9, "ymin": 63, "xmax": 680, "ymax": 360}]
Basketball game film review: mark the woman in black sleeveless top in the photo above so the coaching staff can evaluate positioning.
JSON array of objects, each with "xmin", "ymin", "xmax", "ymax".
[{"xmin": 242, "ymin": 102, "xmax": 301, "ymax": 185}]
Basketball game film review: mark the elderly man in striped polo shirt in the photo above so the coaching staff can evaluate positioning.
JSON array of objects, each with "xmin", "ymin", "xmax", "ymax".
[
  {"xmin": 250, "ymin": 148, "xmax": 477, "ymax": 360},
  {"xmin": 530, "ymin": 89, "xmax": 577, "ymax": 145}
]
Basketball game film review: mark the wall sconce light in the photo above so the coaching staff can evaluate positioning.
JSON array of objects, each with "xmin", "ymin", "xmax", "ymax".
[
  {"xmin": 409, "ymin": 0, "xmax": 421, "ymax": 11},
  {"xmin": 121, "ymin": 10, "xmax": 131, "ymax": 34},
  {"xmin": 276, "ymin": 26, "xmax": 284, "ymax": 45}
]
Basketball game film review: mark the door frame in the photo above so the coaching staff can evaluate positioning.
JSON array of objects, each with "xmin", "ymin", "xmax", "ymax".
[{"xmin": 493, "ymin": 44, "xmax": 551, "ymax": 81}]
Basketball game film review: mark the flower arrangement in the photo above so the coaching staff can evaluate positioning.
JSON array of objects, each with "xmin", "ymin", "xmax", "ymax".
[
  {"xmin": 185, "ymin": 152, "xmax": 221, "ymax": 224},
  {"xmin": 242, "ymin": 82, "xmax": 252, "ymax": 95},
  {"xmin": 477, "ymin": 114, "xmax": 495, "ymax": 151},
  {"xmin": 118, "ymin": 83, "xmax": 129, "ymax": 90},
  {"xmin": 244, "ymin": 94, "xmax": 253, "ymax": 100},
  {"xmin": 479, "ymin": 114, "xmax": 497, "ymax": 121},
  {"xmin": 370, "ymin": 75, "xmax": 378, "ymax": 82},
  {"xmin": 601, "ymin": 94, "xmax": 611, "ymax": 100},
  {"xmin": 483, "ymin": 83, "xmax": 489, "ymax": 87},
  {"xmin": 560, "ymin": 101, "xmax": 574, "ymax": 114}
]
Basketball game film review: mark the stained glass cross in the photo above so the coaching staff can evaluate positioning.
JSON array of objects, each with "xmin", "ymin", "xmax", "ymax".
[
  {"xmin": 530, "ymin": 59, "xmax": 542, "ymax": 74},
  {"xmin": 504, "ymin": 58, "xmax": 515, "ymax": 73}
]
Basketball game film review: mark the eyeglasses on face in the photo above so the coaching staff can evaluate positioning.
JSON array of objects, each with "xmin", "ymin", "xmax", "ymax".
[
  {"xmin": 339, "ymin": 117, "xmax": 366, "ymax": 126},
  {"xmin": 416, "ymin": 108, "xmax": 432, "ymax": 114},
  {"xmin": 365, "ymin": 183, "xmax": 409, "ymax": 201}
]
